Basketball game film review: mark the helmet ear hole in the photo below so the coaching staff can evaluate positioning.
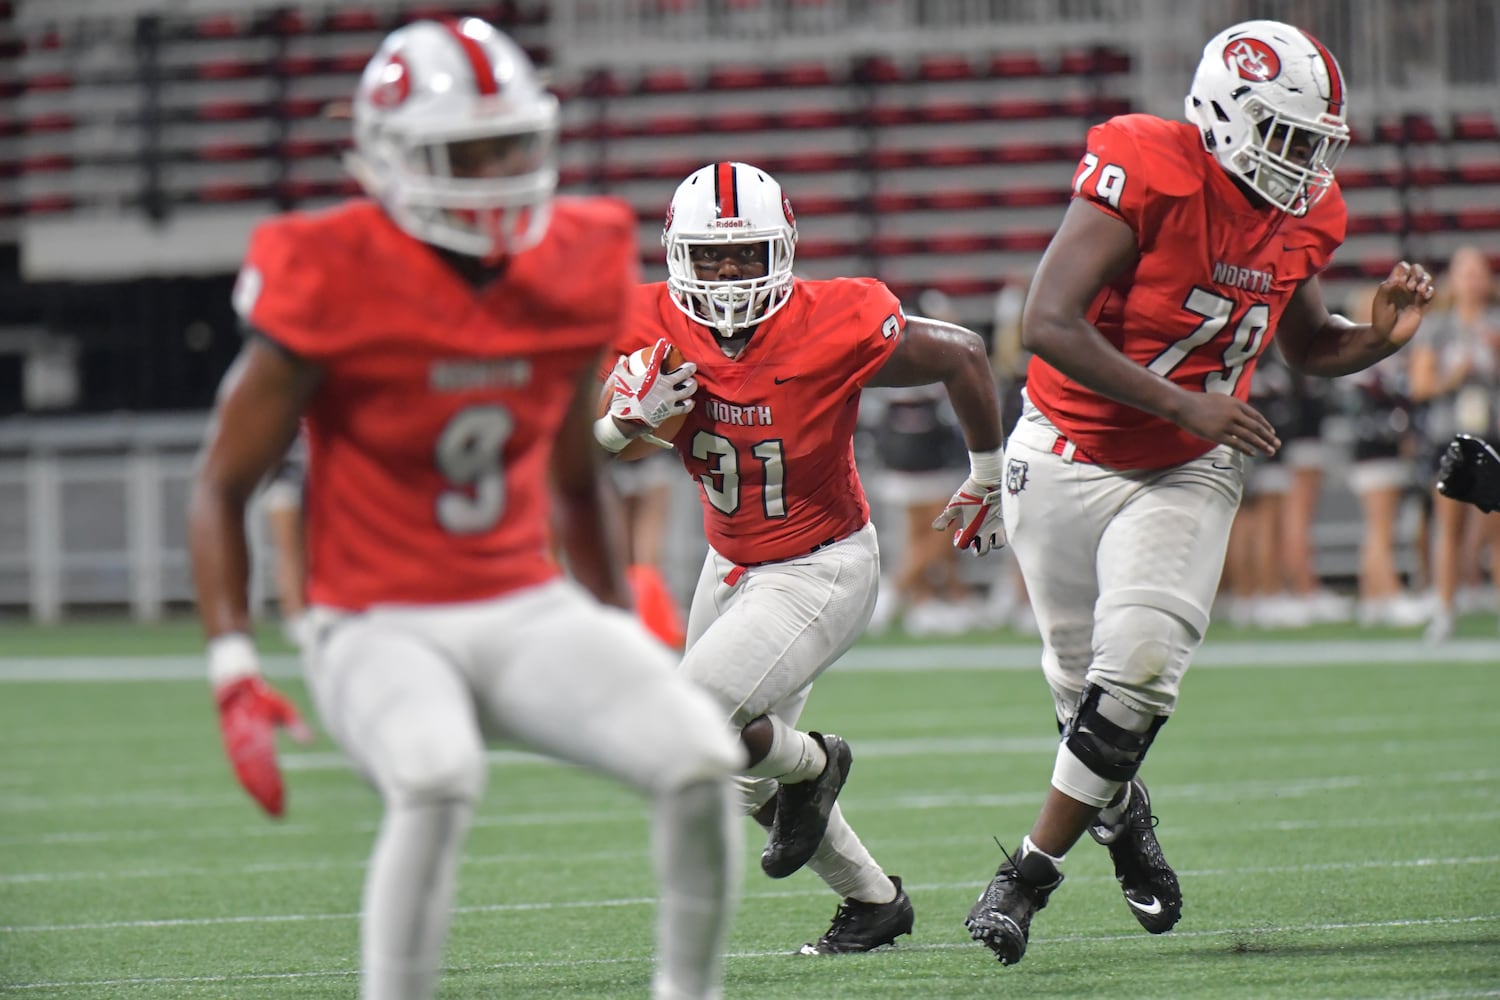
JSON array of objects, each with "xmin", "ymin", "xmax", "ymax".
[{"xmin": 1210, "ymin": 101, "xmax": 1232, "ymax": 123}]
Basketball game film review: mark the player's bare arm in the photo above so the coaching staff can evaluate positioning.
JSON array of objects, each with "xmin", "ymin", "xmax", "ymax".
[
  {"xmin": 190, "ymin": 335, "xmax": 321, "ymax": 639},
  {"xmin": 868, "ymin": 315, "xmax": 1008, "ymax": 553},
  {"xmin": 1277, "ymin": 262, "xmax": 1435, "ymax": 377},
  {"xmin": 868, "ymin": 316, "xmax": 1003, "ymax": 451},
  {"xmin": 189, "ymin": 334, "xmax": 318, "ymax": 818},
  {"xmin": 1025, "ymin": 200, "xmax": 1279, "ymax": 456},
  {"xmin": 556, "ymin": 353, "xmax": 634, "ymax": 610}
]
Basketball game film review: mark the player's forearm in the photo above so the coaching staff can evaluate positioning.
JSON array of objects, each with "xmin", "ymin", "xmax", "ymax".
[
  {"xmin": 1283, "ymin": 315, "xmax": 1402, "ymax": 377},
  {"xmin": 188, "ymin": 481, "xmax": 256, "ymax": 639},
  {"xmin": 943, "ymin": 345, "xmax": 1005, "ymax": 452},
  {"xmin": 1024, "ymin": 314, "xmax": 1191, "ymax": 423}
]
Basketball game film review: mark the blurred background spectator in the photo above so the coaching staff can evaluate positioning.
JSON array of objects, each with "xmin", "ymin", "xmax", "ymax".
[
  {"xmin": 1407, "ymin": 245, "xmax": 1500, "ymax": 640},
  {"xmin": 1338, "ymin": 282, "xmax": 1432, "ymax": 627},
  {"xmin": 868, "ymin": 289, "xmax": 983, "ymax": 636}
]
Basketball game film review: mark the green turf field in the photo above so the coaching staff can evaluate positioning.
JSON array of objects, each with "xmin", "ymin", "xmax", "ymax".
[{"xmin": 2, "ymin": 621, "xmax": 1497, "ymax": 998}]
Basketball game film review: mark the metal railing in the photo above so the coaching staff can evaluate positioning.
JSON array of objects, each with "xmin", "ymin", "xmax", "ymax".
[{"xmin": 0, "ymin": 413, "xmax": 281, "ymax": 622}]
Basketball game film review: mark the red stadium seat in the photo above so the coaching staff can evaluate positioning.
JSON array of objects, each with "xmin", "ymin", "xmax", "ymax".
[
  {"xmin": 194, "ymin": 58, "xmax": 262, "ymax": 81},
  {"xmin": 193, "ymin": 15, "xmax": 242, "ymax": 39},
  {"xmin": 25, "ymin": 194, "xmax": 78, "ymax": 214},
  {"xmin": 198, "ymin": 142, "xmax": 264, "ymax": 162},
  {"xmin": 26, "ymin": 72, "xmax": 73, "ymax": 91},
  {"xmin": 324, "ymin": 8, "xmax": 383, "ymax": 32},
  {"xmin": 21, "ymin": 153, "xmax": 72, "ymax": 173},
  {"xmin": 986, "ymin": 53, "xmax": 1047, "ymax": 78},
  {"xmin": 918, "ymin": 55, "xmax": 976, "ymax": 81},
  {"xmin": 1452, "ymin": 114, "xmax": 1500, "ymax": 141}
]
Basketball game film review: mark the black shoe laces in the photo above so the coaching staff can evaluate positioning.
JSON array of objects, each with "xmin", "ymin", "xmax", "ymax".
[{"xmin": 991, "ymin": 836, "xmax": 1021, "ymax": 877}]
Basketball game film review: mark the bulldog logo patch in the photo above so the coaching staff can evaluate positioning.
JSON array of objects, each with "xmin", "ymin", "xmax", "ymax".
[{"xmin": 1006, "ymin": 458, "xmax": 1029, "ymax": 495}]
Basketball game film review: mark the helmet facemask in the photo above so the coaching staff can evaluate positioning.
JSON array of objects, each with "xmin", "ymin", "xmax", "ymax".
[
  {"xmin": 350, "ymin": 109, "xmax": 558, "ymax": 258},
  {"xmin": 665, "ymin": 231, "xmax": 796, "ymax": 338},
  {"xmin": 1227, "ymin": 99, "xmax": 1347, "ymax": 215}
]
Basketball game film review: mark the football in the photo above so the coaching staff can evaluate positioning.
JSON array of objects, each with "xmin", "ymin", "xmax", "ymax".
[{"xmin": 598, "ymin": 343, "xmax": 691, "ymax": 461}]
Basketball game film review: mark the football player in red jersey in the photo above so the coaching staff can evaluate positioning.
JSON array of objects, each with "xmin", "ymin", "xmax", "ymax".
[
  {"xmin": 965, "ymin": 21, "xmax": 1436, "ymax": 966},
  {"xmin": 597, "ymin": 161, "xmax": 1008, "ymax": 954},
  {"xmin": 188, "ymin": 20, "xmax": 744, "ymax": 1000}
]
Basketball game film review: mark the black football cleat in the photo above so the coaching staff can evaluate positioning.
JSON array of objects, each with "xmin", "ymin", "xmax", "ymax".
[
  {"xmin": 799, "ymin": 875, "xmax": 915, "ymax": 954},
  {"xmin": 965, "ymin": 843, "xmax": 1063, "ymax": 966},
  {"xmin": 1088, "ymin": 777, "xmax": 1182, "ymax": 934},
  {"xmin": 760, "ymin": 732, "xmax": 852, "ymax": 879}
]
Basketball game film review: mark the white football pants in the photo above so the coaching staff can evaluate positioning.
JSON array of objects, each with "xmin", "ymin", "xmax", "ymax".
[
  {"xmin": 681, "ymin": 521, "xmax": 899, "ymax": 904},
  {"xmin": 303, "ymin": 579, "xmax": 744, "ymax": 1000},
  {"xmin": 1002, "ymin": 406, "xmax": 1249, "ymax": 721}
]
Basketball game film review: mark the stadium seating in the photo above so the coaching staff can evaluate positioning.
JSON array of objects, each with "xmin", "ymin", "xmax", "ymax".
[{"xmin": 5, "ymin": 3, "xmax": 1500, "ymax": 317}]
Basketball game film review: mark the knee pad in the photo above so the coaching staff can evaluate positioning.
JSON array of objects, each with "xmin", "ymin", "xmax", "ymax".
[
  {"xmin": 1062, "ymin": 684, "xmax": 1167, "ymax": 785},
  {"xmin": 379, "ymin": 725, "xmax": 486, "ymax": 806},
  {"xmin": 1090, "ymin": 601, "xmax": 1200, "ymax": 713}
]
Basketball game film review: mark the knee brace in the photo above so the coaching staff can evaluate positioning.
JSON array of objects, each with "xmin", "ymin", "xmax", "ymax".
[{"xmin": 1062, "ymin": 684, "xmax": 1167, "ymax": 785}]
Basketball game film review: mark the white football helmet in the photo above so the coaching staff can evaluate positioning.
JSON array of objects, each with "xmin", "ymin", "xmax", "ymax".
[
  {"xmin": 345, "ymin": 17, "xmax": 558, "ymax": 258},
  {"xmin": 1185, "ymin": 20, "xmax": 1350, "ymax": 215},
  {"xmin": 663, "ymin": 162, "xmax": 798, "ymax": 338}
]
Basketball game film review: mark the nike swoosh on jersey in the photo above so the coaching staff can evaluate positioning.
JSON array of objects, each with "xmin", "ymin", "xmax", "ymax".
[
  {"xmin": 1126, "ymin": 894, "xmax": 1164, "ymax": 916},
  {"xmin": 773, "ymin": 375, "xmax": 796, "ymax": 384}
]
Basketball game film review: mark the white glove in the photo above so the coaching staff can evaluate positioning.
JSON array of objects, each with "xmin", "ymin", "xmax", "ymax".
[
  {"xmin": 933, "ymin": 476, "xmax": 1007, "ymax": 555},
  {"xmin": 606, "ymin": 339, "xmax": 698, "ymax": 429}
]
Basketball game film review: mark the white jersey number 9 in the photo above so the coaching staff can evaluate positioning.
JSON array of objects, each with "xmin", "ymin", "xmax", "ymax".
[{"xmin": 435, "ymin": 405, "xmax": 513, "ymax": 534}]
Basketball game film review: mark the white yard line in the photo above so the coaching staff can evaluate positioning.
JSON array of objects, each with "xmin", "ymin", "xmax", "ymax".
[
  {"xmin": 2, "ymin": 765, "xmax": 1496, "ymax": 848},
  {"xmin": 0, "ymin": 637, "xmax": 1494, "ymax": 682},
  {"xmin": 1, "ymin": 912, "xmax": 1496, "ymax": 992},
  {"xmin": 4, "ymin": 856, "xmax": 1497, "ymax": 935},
  {"xmin": 7, "ymin": 812, "xmax": 1500, "ymax": 886}
]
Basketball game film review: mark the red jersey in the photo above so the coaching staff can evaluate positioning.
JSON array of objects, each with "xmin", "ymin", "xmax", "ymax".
[
  {"xmin": 234, "ymin": 198, "xmax": 637, "ymax": 611},
  {"xmin": 620, "ymin": 278, "xmax": 904, "ymax": 566},
  {"xmin": 1024, "ymin": 114, "xmax": 1347, "ymax": 469}
]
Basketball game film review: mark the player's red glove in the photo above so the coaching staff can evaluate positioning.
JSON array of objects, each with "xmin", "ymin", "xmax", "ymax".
[{"xmin": 214, "ymin": 674, "xmax": 312, "ymax": 818}]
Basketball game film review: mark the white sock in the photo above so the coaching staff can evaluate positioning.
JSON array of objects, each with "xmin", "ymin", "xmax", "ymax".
[
  {"xmin": 1021, "ymin": 835, "xmax": 1066, "ymax": 866},
  {"xmin": 651, "ymin": 779, "xmax": 741, "ymax": 1000},
  {"xmin": 743, "ymin": 717, "xmax": 827, "ymax": 783},
  {"xmin": 806, "ymin": 804, "xmax": 897, "ymax": 903},
  {"xmin": 362, "ymin": 796, "xmax": 473, "ymax": 1000}
]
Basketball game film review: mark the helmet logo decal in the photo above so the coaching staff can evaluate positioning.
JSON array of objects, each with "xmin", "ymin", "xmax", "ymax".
[
  {"xmin": 782, "ymin": 195, "xmax": 796, "ymax": 227},
  {"xmin": 441, "ymin": 18, "xmax": 499, "ymax": 96},
  {"xmin": 370, "ymin": 53, "xmax": 412, "ymax": 109},
  {"xmin": 713, "ymin": 161, "xmax": 739, "ymax": 219},
  {"xmin": 1223, "ymin": 38, "xmax": 1280, "ymax": 82},
  {"xmin": 663, "ymin": 202, "xmax": 674, "ymax": 232}
]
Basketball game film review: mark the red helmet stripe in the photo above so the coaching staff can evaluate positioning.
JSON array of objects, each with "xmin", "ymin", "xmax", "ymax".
[
  {"xmin": 714, "ymin": 161, "xmax": 738, "ymax": 218},
  {"xmin": 442, "ymin": 18, "xmax": 499, "ymax": 96},
  {"xmin": 1300, "ymin": 29, "xmax": 1344, "ymax": 115}
]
